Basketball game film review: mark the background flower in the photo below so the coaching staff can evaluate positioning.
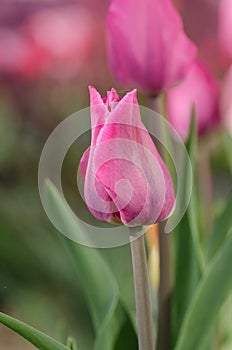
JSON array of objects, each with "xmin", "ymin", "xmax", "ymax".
[
  {"xmin": 107, "ymin": 0, "xmax": 197, "ymax": 93},
  {"xmin": 166, "ymin": 60, "xmax": 219, "ymax": 140},
  {"xmin": 218, "ymin": 0, "xmax": 232, "ymax": 65}
]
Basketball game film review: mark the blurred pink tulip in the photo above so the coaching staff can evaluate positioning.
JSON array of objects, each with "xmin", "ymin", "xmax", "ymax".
[
  {"xmin": 106, "ymin": 0, "xmax": 197, "ymax": 93},
  {"xmin": 80, "ymin": 87, "xmax": 175, "ymax": 226},
  {"xmin": 0, "ymin": 4, "xmax": 101, "ymax": 81},
  {"xmin": 166, "ymin": 60, "xmax": 219, "ymax": 140},
  {"xmin": 219, "ymin": 0, "xmax": 232, "ymax": 63},
  {"xmin": 0, "ymin": 28, "xmax": 46, "ymax": 77},
  {"xmin": 24, "ymin": 6, "xmax": 95, "ymax": 79},
  {"xmin": 220, "ymin": 65, "xmax": 232, "ymax": 135}
]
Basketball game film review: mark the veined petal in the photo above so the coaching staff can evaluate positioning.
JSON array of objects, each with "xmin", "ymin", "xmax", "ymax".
[
  {"xmin": 102, "ymin": 88, "xmax": 121, "ymax": 111},
  {"xmin": 88, "ymin": 86, "xmax": 108, "ymax": 143},
  {"xmin": 80, "ymin": 87, "xmax": 176, "ymax": 226}
]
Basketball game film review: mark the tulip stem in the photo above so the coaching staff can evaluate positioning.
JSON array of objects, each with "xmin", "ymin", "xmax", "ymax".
[
  {"xmin": 148, "ymin": 95, "xmax": 173, "ymax": 350},
  {"xmin": 129, "ymin": 228, "xmax": 155, "ymax": 350}
]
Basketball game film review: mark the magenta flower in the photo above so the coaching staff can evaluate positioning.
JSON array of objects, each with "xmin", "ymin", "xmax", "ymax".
[
  {"xmin": 221, "ymin": 65, "xmax": 232, "ymax": 135},
  {"xmin": 219, "ymin": 0, "xmax": 232, "ymax": 63},
  {"xmin": 106, "ymin": 0, "xmax": 197, "ymax": 93},
  {"xmin": 24, "ymin": 6, "xmax": 95, "ymax": 79},
  {"xmin": 80, "ymin": 87, "xmax": 175, "ymax": 226},
  {"xmin": 166, "ymin": 60, "xmax": 219, "ymax": 140}
]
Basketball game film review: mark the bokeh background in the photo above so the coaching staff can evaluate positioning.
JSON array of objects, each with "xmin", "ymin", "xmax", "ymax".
[
  {"xmin": 0, "ymin": 1, "xmax": 232, "ymax": 350},
  {"xmin": 0, "ymin": 1, "xmax": 116, "ymax": 349}
]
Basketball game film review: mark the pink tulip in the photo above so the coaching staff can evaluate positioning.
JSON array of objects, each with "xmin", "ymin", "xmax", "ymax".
[
  {"xmin": 24, "ymin": 6, "xmax": 95, "ymax": 79},
  {"xmin": 106, "ymin": 0, "xmax": 197, "ymax": 93},
  {"xmin": 0, "ymin": 28, "xmax": 46, "ymax": 78},
  {"xmin": 219, "ymin": 0, "xmax": 232, "ymax": 62},
  {"xmin": 166, "ymin": 60, "xmax": 219, "ymax": 140},
  {"xmin": 220, "ymin": 65, "xmax": 232, "ymax": 135},
  {"xmin": 80, "ymin": 87, "xmax": 175, "ymax": 226}
]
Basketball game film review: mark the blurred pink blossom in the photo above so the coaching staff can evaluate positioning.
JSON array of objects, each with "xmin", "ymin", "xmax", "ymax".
[
  {"xmin": 106, "ymin": 0, "xmax": 197, "ymax": 93},
  {"xmin": 0, "ymin": 28, "xmax": 46, "ymax": 77},
  {"xmin": 24, "ymin": 6, "xmax": 95, "ymax": 79},
  {"xmin": 166, "ymin": 60, "xmax": 219, "ymax": 140},
  {"xmin": 0, "ymin": 4, "xmax": 101, "ymax": 80},
  {"xmin": 218, "ymin": 0, "xmax": 232, "ymax": 63}
]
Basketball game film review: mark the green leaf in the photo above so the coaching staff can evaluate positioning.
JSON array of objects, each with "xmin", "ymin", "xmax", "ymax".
[
  {"xmin": 44, "ymin": 180, "xmax": 125, "ymax": 350},
  {"xmin": 0, "ymin": 312, "xmax": 69, "ymax": 350},
  {"xmin": 101, "ymin": 245, "xmax": 137, "ymax": 331},
  {"xmin": 172, "ymin": 215, "xmax": 201, "ymax": 347},
  {"xmin": 186, "ymin": 112, "xmax": 205, "ymax": 272},
  {"xmin": 67, "ymin": 336, "xmax": 78, "ymax": 350},
  {"xmin": 205, "ymin": 192, "xmax": 232, "ymax": 261},
  {"xmin": 174, "ymin": 228, "xmax": 232, "ymax": 350},
  {"xmin": 218, "ymin": 293, "xmax": 232, "ymax": 350},
  {"xmin": 172, "ymin": 114, "xmax": 203, "ymax": 346}
]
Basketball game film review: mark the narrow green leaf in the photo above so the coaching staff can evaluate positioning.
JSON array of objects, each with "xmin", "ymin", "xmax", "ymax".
[
  {"xmin": 0, "ymin": 312, "xmax": 69, "ymax": 350},
  {"xmin": 44, "ymin": 180, "xmax": 125, "ymax": 350},
  {"xmin": 101, "ymin": 246, "xmax": 137, "ymax": 331},
  {"xmin": 172, "ymin": 113, "xmax": 202, "ymax": 346},
  {"xmin": 186, "ymin": 110, "xmax": 197, "ymax": 159},
  {"xmin": 186, "ymin": 112, "xmax": 205, "ymax": 272},
  {"xmin": 218, "ymin": 294, "xmax": 232, "ymax": 350},
  {"xmin": 172, "ymin": 215, "xmax": 200, "ymax": 347},
  {"xmin": 205, "ymin": 192, "xmax": 232, "ymax": 261},
  {"xmin": 175, "ymin": 228, "xmax": 232, "ymax": 350},
  {"xmin": 67, "ymin": 336, "xmax": 78, "ymax": 350}
]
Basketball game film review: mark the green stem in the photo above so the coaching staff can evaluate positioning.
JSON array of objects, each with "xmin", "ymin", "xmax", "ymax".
[{"xmin": 130, "ymin": 228, "xmax": 155, "ymax": 350}]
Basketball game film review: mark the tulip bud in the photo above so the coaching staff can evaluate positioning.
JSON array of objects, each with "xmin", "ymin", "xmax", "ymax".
[
  {"xmin": 106, "ymin": 0, "xmax": 197, "ymax": 93},
  {"xmin": 166, "ymin": 60, "xmax": 219, "ymax": 140},
  {"xmin": 220, "ymin": 65, "xmax": 232, "ymax": 135},
  {"xmin": 79, "ymin": 87, "xmax": 175, "ymax": 226}
]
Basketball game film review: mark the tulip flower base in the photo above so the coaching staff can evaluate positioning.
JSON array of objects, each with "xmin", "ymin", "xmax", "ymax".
[{"xmin": 129, "ymin": 227, "xmax": 155, "ymax": 350}]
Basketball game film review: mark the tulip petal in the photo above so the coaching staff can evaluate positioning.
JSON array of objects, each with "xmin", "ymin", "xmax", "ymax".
[
  {"xmin": 102, "ymin": 88, "xmax": 121, "ymax": 111},
  {"xmin": 88, "ymin": 86, "xmax": 108, "ymax": 143},
  {"xmin": 79, "ymin": 145, "xmax": 121, "ymax": 223},
  {"xmin": 80, "ymin": 87, "xmax": 175, "ymax": 226},
  {"xmin": 107, "ymin": 0, "xmax": 197, "ymax": 92},
  {"xmin": 219, "ymin": 0, "xmax": 232, "ymax": 61},
  {"xmin": 166, "ymin": 60, "xmax": 219, "ymax": 140}
]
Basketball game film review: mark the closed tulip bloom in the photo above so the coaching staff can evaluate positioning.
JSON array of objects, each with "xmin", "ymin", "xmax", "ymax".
[
  {"xmin": 221, "ymin": 65, "xmax": 232, "ymax": 135},
  {"xmin": 79, "ymin": 87, "xmax": 175, "ymax": 226},
  {"xmin": 166, "ymin": 60, "xmax": 219, "ymax": 140},
  {"xmin": 106, "ymin": 0, "xmax": 197, "ymax": 93}
]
